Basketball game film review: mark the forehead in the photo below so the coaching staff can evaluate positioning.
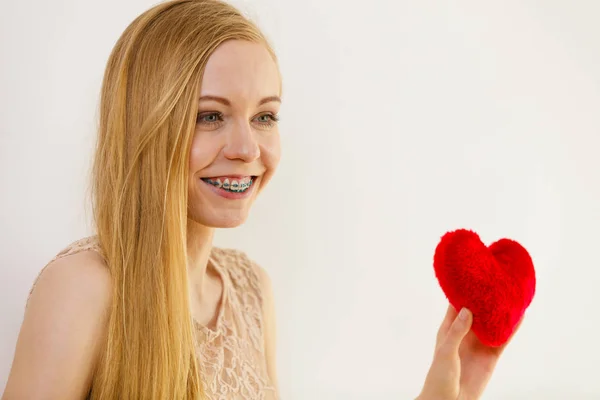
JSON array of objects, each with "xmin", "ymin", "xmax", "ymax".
[{"xmin": 200, "ymin": 40, "xmax": 280, "ymax": 101}]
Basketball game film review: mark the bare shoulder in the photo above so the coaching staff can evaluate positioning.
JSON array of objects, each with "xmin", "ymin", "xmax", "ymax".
[
  {"xmin": 27, "ymin": 249, "xmax": 111, "ymax": 309},
  {"xmin": 3, "ymin": 249, "xmax": 112, "ymax": 400}
]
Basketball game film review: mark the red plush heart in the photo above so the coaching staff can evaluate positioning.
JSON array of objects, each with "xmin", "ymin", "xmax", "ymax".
[{"xmin": 433, "ymin": 229, "xmax": 536, "ymax": 347}]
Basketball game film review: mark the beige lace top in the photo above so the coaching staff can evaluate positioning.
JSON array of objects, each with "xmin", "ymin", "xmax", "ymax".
[{"xmin": 27, "ymin": 236, "xmax": 278, "ymax": 400}]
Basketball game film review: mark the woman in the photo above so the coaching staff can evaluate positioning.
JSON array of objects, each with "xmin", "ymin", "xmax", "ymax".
[{"xmin": 2, "ymin": 0, "xmax": 517, "ymax": 399}]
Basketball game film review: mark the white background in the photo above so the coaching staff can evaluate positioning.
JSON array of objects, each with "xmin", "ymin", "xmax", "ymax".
[{"xmin": 1, "ymin": 0, "xmax": 599, "ymax": 399}]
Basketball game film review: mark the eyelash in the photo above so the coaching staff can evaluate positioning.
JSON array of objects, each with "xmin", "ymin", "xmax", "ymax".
[{"xmin": 196, "ymin": 112, "xmax": 280, "ymax": 128}]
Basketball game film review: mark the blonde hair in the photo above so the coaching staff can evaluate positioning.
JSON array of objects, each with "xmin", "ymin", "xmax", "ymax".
[{"xmin": 89, "ymin": 1, "xmax": 277, "ymax": 398}]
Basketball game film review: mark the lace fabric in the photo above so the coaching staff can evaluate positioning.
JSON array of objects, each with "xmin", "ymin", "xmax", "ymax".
[{"xmin": 27, "ymin": 236, "xmax": 278, "ymax": 400}]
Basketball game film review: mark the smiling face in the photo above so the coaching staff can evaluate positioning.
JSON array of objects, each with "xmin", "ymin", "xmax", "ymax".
[{"xmin": 187, "ymin": 40, "xmax": 282, "ymax": 228}]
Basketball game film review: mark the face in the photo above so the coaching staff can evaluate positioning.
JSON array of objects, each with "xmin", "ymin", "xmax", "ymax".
[{"xmin": 187, "ymin": 40, "xmax": 281, "ymax": 228}]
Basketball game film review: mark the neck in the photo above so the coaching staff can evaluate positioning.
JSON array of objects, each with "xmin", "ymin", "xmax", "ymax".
[{"xmin": 186, "ymin": 218, "xmax": 215, "ymax": 296}]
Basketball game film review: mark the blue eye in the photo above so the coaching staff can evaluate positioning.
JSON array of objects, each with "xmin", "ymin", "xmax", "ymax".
[
  {"xmin": 256, "ymin": 113, "xmax": 280, "ymax": 126},
  {"xmin": 196, "ymin": 112, "xmax": 280, "ymax": 128},
  {"xmin": 197, "ymin": 112, "xmax": 223, "ymax": 125}
]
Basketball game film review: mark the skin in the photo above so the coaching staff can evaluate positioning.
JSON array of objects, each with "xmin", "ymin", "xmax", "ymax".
[
  {"xmin": 417, "ymin": 306, "xmax": 523, "ymax": 400},
  {"xmin": 185, "ymin": 39, "xmax": 282, "ymax": 391},
  {"xmin": 2, "ymin": 39, "xmax": 282, "ymax": 399},
  {"xmin": 2, "ymin": 39, "xmax": 516, "ymax": 400}
]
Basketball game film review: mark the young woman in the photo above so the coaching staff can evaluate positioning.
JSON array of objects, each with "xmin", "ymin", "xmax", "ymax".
[{"xmin": 2, "ymin": 1, "xmax": 518, "ymax": 399}]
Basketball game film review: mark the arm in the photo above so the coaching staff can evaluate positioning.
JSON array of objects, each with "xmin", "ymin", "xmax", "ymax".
[
  {"xmin": 2, "ymin": 251, "xmax": 112, "ymax": 400},
  {"xmin": 255, "ymin": 265, "xmax": 279, "ymax": 392}
]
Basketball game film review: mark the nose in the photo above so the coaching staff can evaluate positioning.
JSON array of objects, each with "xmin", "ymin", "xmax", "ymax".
[{"xmin": 223, "ymin": 119, "xmax": 260, "ymax": 162}]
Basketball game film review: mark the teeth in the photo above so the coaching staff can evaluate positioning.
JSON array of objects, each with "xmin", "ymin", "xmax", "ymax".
[{"xmin": 204, "ymin": 176, "xmax": 254, "ymax": 192}]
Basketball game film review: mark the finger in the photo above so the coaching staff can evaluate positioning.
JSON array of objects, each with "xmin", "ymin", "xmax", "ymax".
[
  {"xmin": 440, "ymin": 304, "xmax": 458, "ymax": 332},
  {"xmin": 436, "ymin": 304, "xmax": 458, "ymax": 346},
  {"xmin": 440, "ymin": 307, "xmax": 473, "ymax": 355}
]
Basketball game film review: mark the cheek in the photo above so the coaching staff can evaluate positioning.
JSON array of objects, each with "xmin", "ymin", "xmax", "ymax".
[
  {"xmin": 188, "ymin": 134, "xmax": 218, "ymax": 172},
  {"xmin": 261, "ymin": 134, "xmax": 281, "ymax": 171}
]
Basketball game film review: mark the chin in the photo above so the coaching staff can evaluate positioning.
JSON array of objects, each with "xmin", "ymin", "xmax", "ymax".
[
  {"xmin": 190, "ymin": 209, "xmax": 250, "ymax": 229},
  {"xmin": 207, "ymin": 216, "xmax": 248, "ymax": 228}
]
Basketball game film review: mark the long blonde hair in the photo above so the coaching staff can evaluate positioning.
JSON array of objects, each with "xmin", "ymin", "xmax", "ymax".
[{"xmin": 90, "ymin": 1, "xmax": 277, "ymax": 398}]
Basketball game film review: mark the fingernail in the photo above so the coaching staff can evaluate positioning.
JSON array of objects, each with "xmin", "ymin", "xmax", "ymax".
[{"xmin": 459, "ymin": 308, "xmax": 469, "ymax": 321}]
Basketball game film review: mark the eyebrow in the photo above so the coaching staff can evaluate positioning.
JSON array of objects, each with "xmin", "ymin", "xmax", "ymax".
[{"xmin": 198, "ymin": 95, "xmax": 281, "ymax": 107}]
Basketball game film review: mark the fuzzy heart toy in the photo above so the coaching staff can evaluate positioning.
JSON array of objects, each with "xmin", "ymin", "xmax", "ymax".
[{"xmin": 433, "ymin": 229, "xmax": 536, "ymax": 347}]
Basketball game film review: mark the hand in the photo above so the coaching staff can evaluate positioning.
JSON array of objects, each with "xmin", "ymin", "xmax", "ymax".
[{"xmin": 417, "ymin": 305, "xmax": 523, "ymax": 400}]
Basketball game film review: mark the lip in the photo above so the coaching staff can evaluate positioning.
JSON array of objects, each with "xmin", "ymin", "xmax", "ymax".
[
  {"xmin": 200, "ymin": 176, "xmax": 258, "ymax": 200},
  {"xmin": 202, "ymin": 174, "xmax": 254, "ymax": 180}
]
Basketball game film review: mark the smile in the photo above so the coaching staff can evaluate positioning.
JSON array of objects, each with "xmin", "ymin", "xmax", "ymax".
[
  {"xmin": 199, "ymin": 175, "xmax": 258, "ymax": 200},
  {"xmin": 200, "ymin": 176, "xmax": 256, "ymax": 194}
]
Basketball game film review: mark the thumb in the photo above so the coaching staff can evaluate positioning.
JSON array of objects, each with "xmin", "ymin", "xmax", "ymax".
[{"xmin": 441, "ymin": 307, "xmax": 473, "ymax": 352}]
